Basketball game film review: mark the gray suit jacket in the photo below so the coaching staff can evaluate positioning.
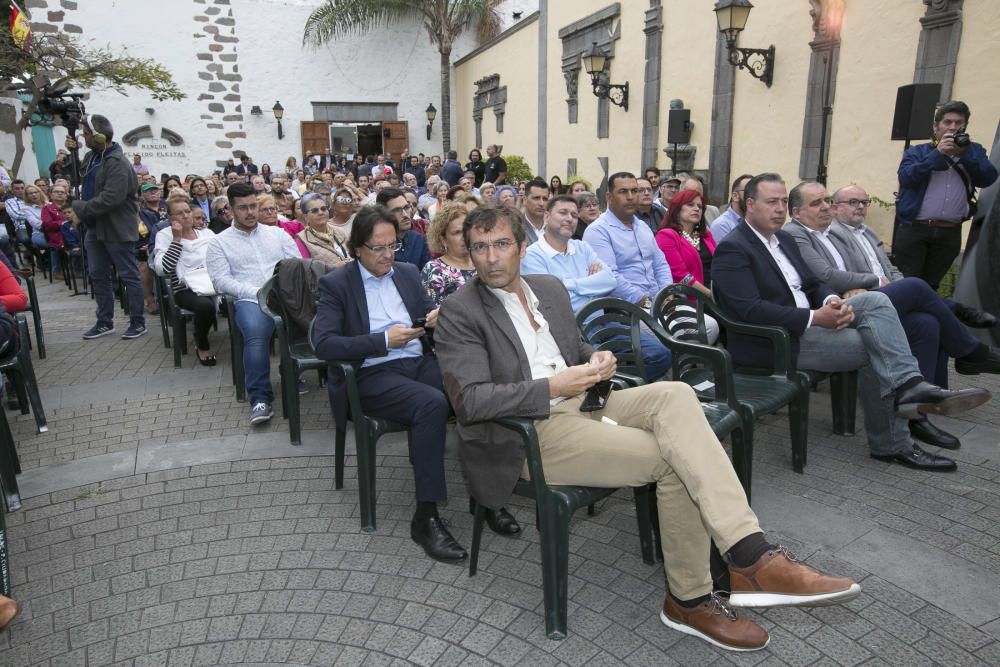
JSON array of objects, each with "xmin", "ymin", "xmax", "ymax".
[
  {"xmin": 829, "ymin": 220, "xmax": 904, "ymax": 282},
  {"xmin": 782, "ymin": 218, "xmax": 878, "ymax": 293},
  {"xmin": 435, "ymin": 274, "xmax": 593, "ymax": 509}
]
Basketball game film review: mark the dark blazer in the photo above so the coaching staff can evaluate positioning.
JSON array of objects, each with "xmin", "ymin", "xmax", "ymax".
[
  {"xmin": 435, "ymin": 275, "xmax": 593, "ymax": 509},
  {"xmin": 312, "ymin": 260, "xmax": 435, "ymax": 430},
  {"xmin": 711, "ymin": 221, "xmax": 835, "ymax": 368}
]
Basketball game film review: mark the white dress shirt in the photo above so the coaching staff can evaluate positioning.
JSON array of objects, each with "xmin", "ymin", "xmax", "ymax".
[
  {"xmin": 745, "ymin": 222, "xmax": 836, "ymax": 327},
  {"xmin": 807, "ymin": 225, "xmax": 847, "ymax": 271},
  {"xmin": 488, "ymin": 279, "xmax": 568, "ymax": 405}
]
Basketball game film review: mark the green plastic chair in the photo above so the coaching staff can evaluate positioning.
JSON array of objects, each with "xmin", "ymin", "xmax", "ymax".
[
  {"xmin": 258, "ymin": 277, "xmax": 327, "ymax": 446},
  {"xmin": 0, "ymin": 313, "xmax": 47, "ymax": 435},
  {"xmin": 223, "ymin": 296, "xmax": 246, "ymax": 402},
  {"xmin": 575, "ymin": 297, "xmax": 750, "ymax": 495},
  {"xmin": 23, "ymin": 276, "xmax": 45, "ymax": 360},
  {"xmin": 152, "ymin": 273, "xmax": 171, "ymax": 349},
  {"xmin": 653, "ymin": 284, "xmax": 817, "ymax": 477},
  {"xmin": 309, "ymin": 317, "xmax": 407, "ymax": 532},
  {"xmin": 0, "ymin": 401, "xmax": 22, "ymax": 512},
  {"xmin": 469, "ymin": 400, "xmax": 659, "ymax": 641}
]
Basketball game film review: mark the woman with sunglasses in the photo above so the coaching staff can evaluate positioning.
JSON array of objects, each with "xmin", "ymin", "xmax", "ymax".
[
  {"xmin": 330, "ymin": 187, "xmax": 356, "ymax": 240},
  {"xmin": 208, "ymin": 196, "xmax": 233, "ymax": 234},
  {"xmin": 295, "ymin": 193, "xmax": 350, "ymax": 266}
]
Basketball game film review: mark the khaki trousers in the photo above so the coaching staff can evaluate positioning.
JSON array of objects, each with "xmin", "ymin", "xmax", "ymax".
[{"xmin": 532, "ymin": 381, "xmax": 760, "ymax": 599}]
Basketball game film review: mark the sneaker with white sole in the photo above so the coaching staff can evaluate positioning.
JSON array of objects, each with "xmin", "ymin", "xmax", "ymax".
[
  {"xmin": 121, "ymin": 324, "xmax": 148, "ymax": 339},
  {"xmin": 82, "ymin": 323, "xmax": 115, "ymax": 339},
  {"xmin": 727, "ymin": 546, "xmax": 862, "ymax": 608},
  {"xmin": 249, "ymin": 401, "xmax": 274, "ymax": 425}
]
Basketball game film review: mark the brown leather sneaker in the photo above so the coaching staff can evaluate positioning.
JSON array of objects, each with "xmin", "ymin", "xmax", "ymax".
[
  {"xmin": 728, "ymin": 546, "xmax": 861, "ymax": 608},
  {"xmin": 0, "ymin": 594, "xmax": 19, "ymax": 631},
  {"xmin": 660, "ymin": 593, "xmax": 769, "ymax": 651}
]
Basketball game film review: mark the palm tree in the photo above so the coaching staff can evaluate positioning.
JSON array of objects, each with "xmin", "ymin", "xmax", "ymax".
[{"xmin": 303, "ymin": 0, "xmax": 503, "ymax": 153}]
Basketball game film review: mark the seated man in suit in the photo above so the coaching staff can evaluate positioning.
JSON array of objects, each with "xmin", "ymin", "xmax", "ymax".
[
  {"xmin": 435, "ymin": 205, "xmax": 863, "ymax": 653},
  {"xmin": 312, "ymin": 205, "xmax": 521, "ymax": 564},
  {"xmin": 712, "ymin": 173, "xmax": 990, "ymax": 472},
  {"xmin": 784, "ymin": 181, "xmax": 1000, "ymax": 450}
]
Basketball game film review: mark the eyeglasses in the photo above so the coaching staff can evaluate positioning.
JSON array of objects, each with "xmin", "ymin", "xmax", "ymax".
[
  {"xmin": 468, "ymin": 239, "xmax": 517, "ymax": 255},
  {"xmin": 335, "ymin": 196, "xmax": 353, "ymax": 204},
  {"xmin": 836, "ymin": 199, "xmax": 871, "ymax": 207},
  {"xmin": 258, "ymin": 206, "xmax": 278, "ymax": 214},
  {"xmin": 363, "ymin": 241, "xmax": 403, "ymax": 254},
  {"xmin": 389, "ymin": 204, "xmax": 414, "ymax": 216},
  {"xmin": 306, "ymin": 206, "xmax": 329, "ymax": 214}
]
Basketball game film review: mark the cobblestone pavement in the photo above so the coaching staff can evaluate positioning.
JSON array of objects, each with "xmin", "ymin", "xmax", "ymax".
[{"xmin": 1, "ymin": 276, "xmax": 1000, "ymax": 666}]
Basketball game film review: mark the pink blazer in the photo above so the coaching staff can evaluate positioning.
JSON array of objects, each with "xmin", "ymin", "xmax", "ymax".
[{"xmin": 655, "ymin": 227, "xmax": 717, "ymax": 285}]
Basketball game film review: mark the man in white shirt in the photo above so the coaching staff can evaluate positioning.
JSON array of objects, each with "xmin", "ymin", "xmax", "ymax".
[
  {"xmin": 435, "ymin": 204, "xmax": 862, "ymax": 653},
  {"xmin": 712, "ymin": 174, "xmax": 990, "ymax": 472},
  {"xmin": 206, "ymin": 182, "xmax": 300, "ymax": 426}
]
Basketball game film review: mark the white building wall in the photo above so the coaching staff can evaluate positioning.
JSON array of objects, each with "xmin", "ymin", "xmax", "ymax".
[{"xmin": 17, "ymin": 0, "xmax": 537, "ymax": 178}]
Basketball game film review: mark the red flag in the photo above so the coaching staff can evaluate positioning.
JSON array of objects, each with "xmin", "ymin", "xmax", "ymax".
[{"xmin": 9, "ymin": 2, "xmax": 31, "ymax": 51}]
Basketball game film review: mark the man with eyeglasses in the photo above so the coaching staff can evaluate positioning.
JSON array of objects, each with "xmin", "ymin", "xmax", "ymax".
[
  {"xmin": 270, "ymin": 174, "xmax": 298, "ymax": 220},
  {"xmin": 653, "ymin": 176, "xmax": 681, "ymax": 213},
  {"xmin": 633, "ymin": 177, "xmax": 663, "ymax": 234},
  {"xmin": 709, "ymin": 174, "xmax": 753, "ymax": 242},
  {"xmin": 206, "ymin": 182, "xmax": 300, "ymax": 426},
  {"xmin": 713, "ymin": 174, "xmax": 990, "ymax": 472},
  {"xmin": 435, "ymin": 204, "xmax": 864, "ymax": 653},
  {"xmin": 312, "ymin": 205, "xmax": 483, "ymax": 563},
  {"xmin": 376, "ymin": 187, "xmax": 431, "ymax": 270}
]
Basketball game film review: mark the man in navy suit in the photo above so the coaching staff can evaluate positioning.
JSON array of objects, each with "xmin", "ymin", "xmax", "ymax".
[
  {"xmin": 712, "ymin": 173, "xmax": 990, "ymax": 472},
  {"xmin": 312, "ymin": 205, "xmax": 519, "ymax": 563}
]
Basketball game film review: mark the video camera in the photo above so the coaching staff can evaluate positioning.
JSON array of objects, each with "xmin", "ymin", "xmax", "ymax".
[{"xmin": 36, "ymin": 85, "xmax": 87, "ymax": 134}]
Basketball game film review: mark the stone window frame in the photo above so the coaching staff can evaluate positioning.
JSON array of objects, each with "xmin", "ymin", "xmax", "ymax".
[
  {"xmin": 472, "ymin": 74, "xmax": 508, "ymax": 148},
  {"xmin": 557, "ymin": 3, "xmax": 621, "ymax": 138}
]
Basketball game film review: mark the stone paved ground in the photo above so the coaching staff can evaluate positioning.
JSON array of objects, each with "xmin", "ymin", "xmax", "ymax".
[{"xmin": 1, "ymin": 276, "xmax": 1000, "ymax": 666}]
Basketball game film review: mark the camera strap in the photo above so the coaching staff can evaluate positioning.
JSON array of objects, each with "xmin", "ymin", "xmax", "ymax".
[{"xmin": 946, "ymin": 158, "xmax": 977, "ymax": 218}]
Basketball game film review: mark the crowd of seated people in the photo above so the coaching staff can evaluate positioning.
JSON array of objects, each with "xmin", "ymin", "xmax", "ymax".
[{"xmin": 5, "ymin": 137, "xmax": 999, "ymax": 650}]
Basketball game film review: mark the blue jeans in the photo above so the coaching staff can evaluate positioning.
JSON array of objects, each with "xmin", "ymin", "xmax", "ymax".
[
  {"xmin": 797, "ymin": 291, "xmax": 922, "ymax": 457},
  {"xmin": 85, "ymin": 233, "xmax": 145, "ymax": 328},
  {"xmin": 234, "ymin": 300, "xmax": 275, "ymax": 404},
  {"xmin": 599, "ymin": 325, "xmax": 673, "ymax": 381},
  {"xmin": 31, "ymin": 231, "xmax": 60, "ymax": 272}
]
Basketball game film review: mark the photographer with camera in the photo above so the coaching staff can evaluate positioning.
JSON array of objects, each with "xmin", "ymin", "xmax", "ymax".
[
  {"xmin": 895, "ymin": 100, "xmax": 998, "ymax": 290},
  {"xmin": 66, "ymin": 114, "xmax": 146, "ymax": 339}
]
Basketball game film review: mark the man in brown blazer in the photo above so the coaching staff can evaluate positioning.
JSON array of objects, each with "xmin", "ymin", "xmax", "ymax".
[{"xmin": 435, "ymin": 206, "xmax": 862, "ymax": 653}]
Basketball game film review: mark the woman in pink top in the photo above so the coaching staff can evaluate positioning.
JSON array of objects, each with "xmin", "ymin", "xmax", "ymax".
[{"xmin": 656, "ymin": 188, "xmax": 720, "ymax": 342}]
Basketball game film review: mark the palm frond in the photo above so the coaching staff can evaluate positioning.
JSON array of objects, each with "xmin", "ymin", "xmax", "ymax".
[
  {"xmin": 302, "ymin": 0, "xmax": 426, "ymax": 47},
  {"xmin": 451, "ymin": 0, "xmax": 505, "ymax": 45}
]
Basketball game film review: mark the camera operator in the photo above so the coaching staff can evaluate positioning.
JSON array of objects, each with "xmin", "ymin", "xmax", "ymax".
[
  {"xmin": 895, "ymin": 100, "xmax": 998, "ymax": 290},
  {"xmin": 66, "ymin": 114, "xmax": 147, "ymax": 339}
]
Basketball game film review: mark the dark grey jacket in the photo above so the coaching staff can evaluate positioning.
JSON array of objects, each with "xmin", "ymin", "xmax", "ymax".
[{"xmin": 72, "ymin": 143, "xmax": 139, "ymax": 243}]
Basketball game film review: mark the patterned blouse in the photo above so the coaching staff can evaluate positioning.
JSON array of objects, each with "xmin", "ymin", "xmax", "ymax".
[{"xmin": 421, "ymin": 258, "xmax": 477, "ymax": 307}]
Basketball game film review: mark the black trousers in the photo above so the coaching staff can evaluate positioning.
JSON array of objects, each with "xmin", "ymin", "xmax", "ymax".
[
  {"xmin": 356, "ymin": 355, "xmax": 449, "ymax": 503},
  {"xmin": 893, "ymin": 223, "xmax": 962, "ymax": 290},
  {"xmin": 172, "ymin": 288, "xmax": 216, "ymax": 351}
]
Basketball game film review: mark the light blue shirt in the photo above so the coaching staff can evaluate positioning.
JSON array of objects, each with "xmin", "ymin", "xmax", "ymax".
[
  {"xmin": 709, "ymin": 206, "xmax": 742, "ymax": 242},
  {"xmin": 581, "ymin": 209, "xmax": 673, "ymax": 303},
  {"xmin": 358, "ymin": 263, "xmax": 422, "ymax": 368},
  {"xmin": 521, "ymin": 236, "xmax": 616, "ymax": 312}
]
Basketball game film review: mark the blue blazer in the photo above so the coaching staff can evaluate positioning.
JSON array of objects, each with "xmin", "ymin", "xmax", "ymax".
[
  {"xmin": 896, "ymin": 141, "xmax": 997, "ymax": 223},
  {"xmin": 711, "ymin": 222, "xmax": 835, "ymax": 369},
  {"xmin": 312, "ymin": 260, "xmax": 435, "ymax": 430}
]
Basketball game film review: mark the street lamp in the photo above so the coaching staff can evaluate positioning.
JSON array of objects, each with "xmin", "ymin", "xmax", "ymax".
[
  {"xmin": 425, "ymin": 103, "xmax": 437, "ymax": 140},
  {"xmin": 272, "ymin": 101, "xmax": 284, "ymax": 140},
  {"xmin": 582, "ymin": 42, "xmax": 629, "ymax": 111},
  {"xmin": 714, "ymin": 0, "xmax": 776, "ymax": 87}
]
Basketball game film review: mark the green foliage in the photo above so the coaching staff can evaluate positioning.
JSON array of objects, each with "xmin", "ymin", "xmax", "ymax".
[
  {"xmin": 0, "ymin": 30, "xmax": 184, "ymax": 175},
  {"xmin": 503, "ymin": 155, "xmax": 533, "ymax": 185}
]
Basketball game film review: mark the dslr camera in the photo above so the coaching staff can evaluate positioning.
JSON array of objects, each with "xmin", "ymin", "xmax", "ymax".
[{"xmin": 952, "ymin": 128, "xmax": 971, "ymax": 148}]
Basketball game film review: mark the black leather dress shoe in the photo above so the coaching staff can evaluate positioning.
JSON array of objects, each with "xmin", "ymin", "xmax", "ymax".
[
  {"xmin": 484, "ymin": 507, "xmax": 522, "ymax": 536},
  {"xmin": 895, "ymin": 381, "xmax": 990, "ymax": 419},
  {"xmin": 411, "ymin": 515, "xmax": 468, "ymax": 562},
  {"xmin": 953, "ymin": 303, "xmax": 999, "ymax": 329},
  {"xmin": 872, "ymin": 444, "xmax": 957, "ymax": 471},
  {"xmin": 909, "ymin": 419, "xmax": 960, "ymax": 450},
  {"xmin": 955, "ymin": 347, "xmax": 1000, "ymax": 375}
]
